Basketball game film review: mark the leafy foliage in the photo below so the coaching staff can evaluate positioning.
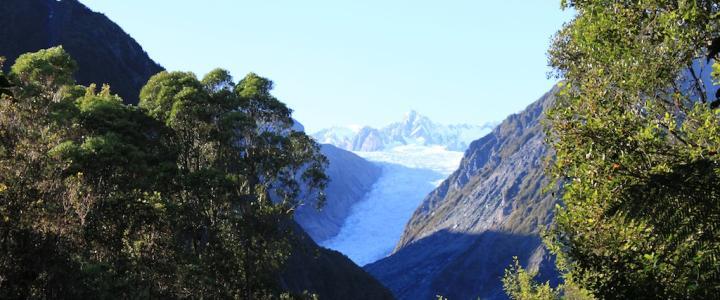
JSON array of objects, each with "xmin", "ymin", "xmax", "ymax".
[
  {"xmin": 518, "ymin": 0, "xmax": 720, "ymax": 299},
  {"xmin": 0, "ymin": 47, "xmax": 328, "ymax": 298},
  {"xmin": 503, "ymin": 257, "xmax": 559, "ymax": 300}
]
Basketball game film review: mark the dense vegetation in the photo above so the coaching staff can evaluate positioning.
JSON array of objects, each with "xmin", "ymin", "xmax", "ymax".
[
  {"xmin": 505, "ymin": 0, "xmax": 720, "ymax": 299},
  {"xmin": 0, "ymin": 47, "xmax": 329, "ymax": 298}
]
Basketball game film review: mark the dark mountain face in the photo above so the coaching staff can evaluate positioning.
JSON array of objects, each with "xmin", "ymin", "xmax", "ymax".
[
  {"xmin": 280, "ymin": 223, "xmax": 394, "ymax": 300},
  {"xmin": 0, "ymin": 0, "xmax": 163, "ymax": 104},
  {"xmin": 366, "ymin": 87, "xmax": 561, "ymax": 300}
]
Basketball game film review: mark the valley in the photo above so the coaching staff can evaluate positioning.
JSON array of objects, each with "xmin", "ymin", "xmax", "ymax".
[
  {"xmin": 4, "ymin": 1, "xmax": 717, "ymax": 299},
  {"xmin": 308, "ymin": 111, "xmax": 491, "ymax": 266},
  {"xmin": 321, "ymin": 145, "xmax": 463, "ymax": 266}
]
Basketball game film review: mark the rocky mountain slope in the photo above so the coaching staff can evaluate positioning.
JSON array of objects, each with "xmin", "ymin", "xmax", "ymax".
[
  {"xmin": 294, "ymin": 144, "xmax": 382, "ymax": 243},
  {"xmin": 314, "ymin": 111, "xmax": 495, "ymax": 152},
  {"xmin": 365, "ymin": 87, "xmax": 561, "ymax": 300},
  {"xmin": 0, "ymin": 0, "xmax": 163, "ymax": 104}
]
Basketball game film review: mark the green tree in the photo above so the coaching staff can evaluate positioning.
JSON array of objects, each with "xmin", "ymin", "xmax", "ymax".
[
  {"xmin": 139, "ymin": 69, "xmax": 328, "ymax": 298},
  {"xmin": 10, "ymin": 46, "xmax": 77, "ymax": 98},
  {"xmin": 0, "ymin": 47, "xmax": 328, "ymax": 299},
  {"xmin": 1, "ymin": 47, "xmax": 177, "ymax": 298},
  {"xmin": 0, "ymin": 47, "xmax": 86, "ymax": 298},
  {"xmin": 51, "ymin": 83, "xmax": 178, "ymax": 297},
  {"xmin": 540, "ymin": 1, "xmax": 720, "ymax": 298},
  {"xmin": 503, "ymin": 257, "xmax": 560, "ymax": 300}
]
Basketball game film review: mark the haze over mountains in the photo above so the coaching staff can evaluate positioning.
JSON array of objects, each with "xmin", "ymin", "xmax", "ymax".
[
  {"xmin": 313, "ymin": 110, "xmax": 496, "ymax": 152},
  {"xmin": 294, "ymin": 144, "xmax": 382, "ymax": 243}
]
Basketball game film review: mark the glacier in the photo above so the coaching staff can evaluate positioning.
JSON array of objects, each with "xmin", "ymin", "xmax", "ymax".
[{"xmin": 320, "ymin": 145, "xmax": 464, "ymax": 266}]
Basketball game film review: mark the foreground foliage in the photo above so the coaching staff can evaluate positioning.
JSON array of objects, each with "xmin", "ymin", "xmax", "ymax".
[
  {"xmin": 0, "ymin": 47, "xmax": 327, "ymax": 298},
  {"xmin": 506, "ymin": 1, "xmax": 720, "ymax": 299}
]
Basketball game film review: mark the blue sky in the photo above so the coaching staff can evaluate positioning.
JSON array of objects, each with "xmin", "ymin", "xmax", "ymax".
[{"xmin": 80, "ymin": 0, "xmax": 573, "ymax": 132}]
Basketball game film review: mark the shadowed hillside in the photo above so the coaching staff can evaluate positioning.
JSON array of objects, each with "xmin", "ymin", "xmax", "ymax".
[
  {"xmin": 281, "ymin": 224, "xmax": 394, "ymax": 299},
  {"xmin": 0, "ymin": 0, "xmax": 163, "ymax": 104}
]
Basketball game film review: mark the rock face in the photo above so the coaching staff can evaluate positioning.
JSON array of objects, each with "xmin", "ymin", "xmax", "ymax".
[
  {"xmin": 313, "ymin": 111, "xmax": 495, "ymax": 152},
  {"xmin": 352, "ymin": 127, "xmax": 386, "ymax": 151},
  {"xmin": 294, "ymin": 144, "xmax": 382, "ymax": 243},
  {"xmin": 365, "ymin": 87, "xmax": 560, "ymax": 300},
  {"xmin": 0, "ymin": 0, "xmax": 163, "ymax": 105}
]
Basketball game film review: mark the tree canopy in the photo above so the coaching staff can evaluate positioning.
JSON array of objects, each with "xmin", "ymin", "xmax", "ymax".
[
  {"xmin": 0, "ymin": 46, "xmax": 327, "ymax": 299},
  {"xmin": 506, "ymin": 1, "xmax": 720, "ymax": 299}
]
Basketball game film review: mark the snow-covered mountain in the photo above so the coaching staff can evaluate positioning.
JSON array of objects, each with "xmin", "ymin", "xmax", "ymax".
[
  {"xmin": 312, "ymin": 126, "xmax": 357, "ymax": 150},
  {"xmin": 313, "ymin": 110, "xmax": 496, "ymax": 152}
]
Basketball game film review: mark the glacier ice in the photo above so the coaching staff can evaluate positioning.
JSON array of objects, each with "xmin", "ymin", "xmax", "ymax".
[{"xmin": 320, "ymin": 145, "xmax": 463, "ymax": 266}]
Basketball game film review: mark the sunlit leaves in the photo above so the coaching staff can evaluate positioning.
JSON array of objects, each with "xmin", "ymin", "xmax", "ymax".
[{"xmin": 543, "ymin": 0, "xmax": 720, "ymax": 298}]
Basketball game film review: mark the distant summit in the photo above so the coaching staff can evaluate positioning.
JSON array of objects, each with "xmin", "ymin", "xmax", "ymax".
[{"xmin": 313, "ymin": 111, "xmax": 496, "ymax": 152}]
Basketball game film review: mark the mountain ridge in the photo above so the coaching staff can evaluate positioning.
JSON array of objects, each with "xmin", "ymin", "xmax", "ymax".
[
  {"xmin": 313, "ymin": 110, "xmax": 496, "ymax": 152},
  {"xmin": 366, "ymin": 86, "xmax": 561, "ymax": 300}
]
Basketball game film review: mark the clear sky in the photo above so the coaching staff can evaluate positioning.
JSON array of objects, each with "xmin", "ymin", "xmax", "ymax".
[{"xmin": 79, "ymin": 0, "xmax": 573, "ymax": 132}]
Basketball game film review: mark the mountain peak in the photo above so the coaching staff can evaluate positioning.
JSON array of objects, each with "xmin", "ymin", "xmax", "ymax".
[
  {"xmin": 401, "ymin": 110, "xmax": 435, "ymax": 130},
  {"xmin": 312, "ymin": 112, "xmax": 496, "ymax": 152},
  {"xmin": 403, "ymin": 110, "xmax": 419, "ymax": 122}
]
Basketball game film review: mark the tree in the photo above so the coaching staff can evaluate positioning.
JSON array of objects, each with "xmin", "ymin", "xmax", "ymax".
[
  {"xmin": 541, "ymin": 1, "xmax": 720, "ymax": 298},
  {"xmin": 0, "ymin": 47, "xmax": 86, "ymax": 298},
  {"xmin": 1, "ymin": 47, "xmax": 177, "ymax": 298},
  {"xmin": 0, "ymin": 47, "xmax": 328, "ymax": 298},
  {"xmin": 139, "ymin": 69, "xmax": 328, "ymax": 298},
  {"xmin": 52, "ymin": 83, "xmax": 178, "ymax": 297},
  {"xmin": 10, "ymin": 46, "xmax": 77, "ymax": 99},
  {"xmin": 503, "ymin": 257, "xmax": 560, "ymax": 300}
]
